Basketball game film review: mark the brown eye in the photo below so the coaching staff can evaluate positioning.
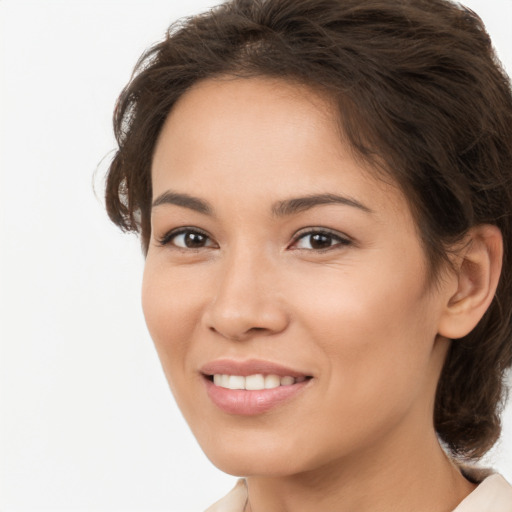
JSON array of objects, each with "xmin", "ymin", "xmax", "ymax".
[
  {"xmin": 181, "ymin": 232, "xmax": 209, "ymax": 248},
  {"xmin": 292, "ymin": 230, "xmax": 351, "ymax": 251},
  {"xmin": 309, "ymin": 233, "xmax": 334, "ymax": 249},
  {"xmin": 159, "ymin": 229, "xmax": 215, "ymax": 249}
]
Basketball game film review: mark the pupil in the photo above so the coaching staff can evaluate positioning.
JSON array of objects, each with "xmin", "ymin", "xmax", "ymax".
[
  {"xmin": 185, "ymin": 232, "xmax": 206, "ymax": 248},
  {"xmin": 310, "ymin": 234, "xmax": 331, "ymax": 249}
]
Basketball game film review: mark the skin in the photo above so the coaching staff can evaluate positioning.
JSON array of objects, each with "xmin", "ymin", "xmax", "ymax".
[{"xmin": 143, "ymin": 77, "xmax": 501, "ymax": 511}]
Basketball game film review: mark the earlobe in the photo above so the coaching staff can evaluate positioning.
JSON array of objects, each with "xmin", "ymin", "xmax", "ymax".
[{"xmin": 438, "ymin": 224, "xmax": 503, "ymax": 340}]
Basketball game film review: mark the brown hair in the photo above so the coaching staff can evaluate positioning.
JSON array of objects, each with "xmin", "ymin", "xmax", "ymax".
[{"xmin": 105, "ymin": 0, "xmax": 512, "ymax": 459}]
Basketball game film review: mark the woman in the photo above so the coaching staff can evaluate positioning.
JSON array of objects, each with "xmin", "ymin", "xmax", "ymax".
[{"xmin": 105, "ymin": 0, "xmax": 512, "ymax": 510}]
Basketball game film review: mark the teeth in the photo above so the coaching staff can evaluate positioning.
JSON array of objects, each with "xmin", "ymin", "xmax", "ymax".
[
  {"xmin": 212, "ymin": 373, "xmax": 303, "ymax": 390},
  {"xmin": 245, "ymin": 374, "xmax": 265, "ymax": 390},
  {"xmin": 228, "ymin": 375, "xmax": 245, "ymax": 390},
  {"xmin": 264, "ymin": 374, "xmax": 280, "ymax": 389},
  {"xmin": 215, "ymin": 374, "xmax": 230, "ymax": 387}
]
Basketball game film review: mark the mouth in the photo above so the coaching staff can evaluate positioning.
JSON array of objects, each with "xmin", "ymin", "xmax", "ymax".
[
  {"xmin": 200, "ymin": 359, "xmax": 313, "ymax": 415},
  {"xmin": 205, "ymin": 373, "xmax": 310, "ymax": 390}
]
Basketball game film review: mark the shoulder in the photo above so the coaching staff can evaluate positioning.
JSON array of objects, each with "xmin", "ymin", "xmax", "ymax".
[
  {"xmin": 204, "ymin": 479, "xmax": 247, "ymax": 512},
  {"xmin": 453, "ymin": 468, "xmax": 512, "ymax": 512},
  {"xmin": 202, "ymin": 472, "xmax": 512, "ymax": 512}
]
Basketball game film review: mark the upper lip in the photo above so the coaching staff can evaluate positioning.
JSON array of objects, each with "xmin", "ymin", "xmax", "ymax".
[{"xmin": 200, "ymin": 359, "xmax": 311, "ymax": 378}]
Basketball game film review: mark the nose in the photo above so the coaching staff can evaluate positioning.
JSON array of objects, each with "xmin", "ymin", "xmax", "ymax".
[{"xmin": 202, "ymin": 248, "xmax": 289, "ymax": 341}]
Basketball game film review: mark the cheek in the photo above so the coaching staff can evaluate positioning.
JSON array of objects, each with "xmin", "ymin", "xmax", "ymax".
[
  {"xmin": 287, "ymin": 261, "xmax": 438, "ymax": 409},
  {"xmin": 141, "ymin": 263, "xmax": 201, "ymax": 385},
  {"xmin": 286, "ymin": 276, "xmax": 440, "ymax": 464}
]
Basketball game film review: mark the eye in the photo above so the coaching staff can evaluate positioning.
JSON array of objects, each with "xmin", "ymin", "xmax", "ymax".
[
  {"xmin": 157, "ymin": 228, "xmax": 216, "ymax": 249},
  {"xmin": 291, "ymin": 229, "xmax": 351, "ymax": 251}
]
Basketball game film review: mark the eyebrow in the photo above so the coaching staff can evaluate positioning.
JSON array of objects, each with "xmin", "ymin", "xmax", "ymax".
[
  {"xmin": 151, "ymin": 191, "xmax": 372, "ymax": 216},
  {"xmin": 152, "ymin": 191, "xmax": 213, "ymax": 215},
  {"xmin": 272, "ymin": 193, "xmax": 373, "ymax": 217}
]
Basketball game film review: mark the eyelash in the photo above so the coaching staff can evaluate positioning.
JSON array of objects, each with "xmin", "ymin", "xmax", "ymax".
[
  {"xmin": 156, "ymin": 227, "xmax": 214, "ymax": 249},
  {"xmin": 156, "ymin": 227, "xmax": 352, "ymax": 251},
  {"xmin": 290, "ymin": 228, "xmax": 352, "ymax": 251}
]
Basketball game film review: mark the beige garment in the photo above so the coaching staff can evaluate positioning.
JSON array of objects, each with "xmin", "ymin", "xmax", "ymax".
[
  {"xmin": 205, "ymin": 471, "xmax": 512, "ymax": 512},
  {"xmin": 205, "ymin": 479, "xmax": 247, "ymax": 512},
  {"xmin": 452, "ymin": 473, "xmax": 512, "ymax": 512}
]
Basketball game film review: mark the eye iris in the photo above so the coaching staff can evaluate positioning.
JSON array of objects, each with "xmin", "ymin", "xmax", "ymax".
[
  {"xmin": 310, "ymin": 233, "xmax": 332, "ymax": 249},
  {"xmin": 185, "ymin": 232, "xmax": 207, "ymax": 248}
]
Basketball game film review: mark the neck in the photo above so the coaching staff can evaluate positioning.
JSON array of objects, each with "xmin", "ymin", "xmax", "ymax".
[{"xmin": 244, "ymin": 426, "xmax": 476, "ymax": 512}]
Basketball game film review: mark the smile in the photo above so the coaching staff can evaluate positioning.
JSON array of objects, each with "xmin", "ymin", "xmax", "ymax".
[
  {"xmin": 200, "ymin": 360, "xmax": 313, "ymax": 415},
  {"xmin": 212, "ymin": 374, "xmax": 308, "ymax": 390}
]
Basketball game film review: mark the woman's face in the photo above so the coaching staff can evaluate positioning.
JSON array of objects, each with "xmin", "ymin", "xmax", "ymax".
[{"xmin": 143, "ymin": 77, "xmax": 453, "ymax": 476}]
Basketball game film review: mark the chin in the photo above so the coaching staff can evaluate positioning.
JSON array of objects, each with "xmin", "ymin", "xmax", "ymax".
[
  {"xmin": 196, "ymin": 433, "xmax": 316, "ymax": 477},
  {"xmin": 208, "ymin": 454, "xmax": 302, "ymax": 478}
]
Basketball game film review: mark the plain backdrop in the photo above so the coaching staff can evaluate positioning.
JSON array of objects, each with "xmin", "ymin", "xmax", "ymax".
[{"xmin": 0, "ymin": 1, "xmax": 511, "ymax": 510}]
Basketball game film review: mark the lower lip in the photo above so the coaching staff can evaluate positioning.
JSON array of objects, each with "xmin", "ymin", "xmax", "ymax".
[{"xmin": 204, "ymin": 377, "xmax": 311, "ymax": 415}]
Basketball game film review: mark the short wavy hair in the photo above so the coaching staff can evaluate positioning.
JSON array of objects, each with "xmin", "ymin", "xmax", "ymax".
[{"xmin": 105, "ymin": 0, "xmax": 512, "ymax": 459}]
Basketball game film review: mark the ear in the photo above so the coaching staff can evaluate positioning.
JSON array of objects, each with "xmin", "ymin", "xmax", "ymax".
[{"xmin": 438, "ymin": 224, "xmax": 503, "ymax": 339}]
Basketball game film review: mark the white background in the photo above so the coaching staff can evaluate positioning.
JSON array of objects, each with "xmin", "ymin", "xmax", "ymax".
[{"xmin": 0, "ymin": 1, "xmax": 511, "ymax": 510}]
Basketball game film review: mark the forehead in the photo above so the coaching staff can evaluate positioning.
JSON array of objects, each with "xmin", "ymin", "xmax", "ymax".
[
  {"xmin": 151, "ymin": 76, "xmax": 409, "ymax": 222},
  {"xmin": 153, "ymin": 76, "xmax": 339, "ymax": 176}
]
